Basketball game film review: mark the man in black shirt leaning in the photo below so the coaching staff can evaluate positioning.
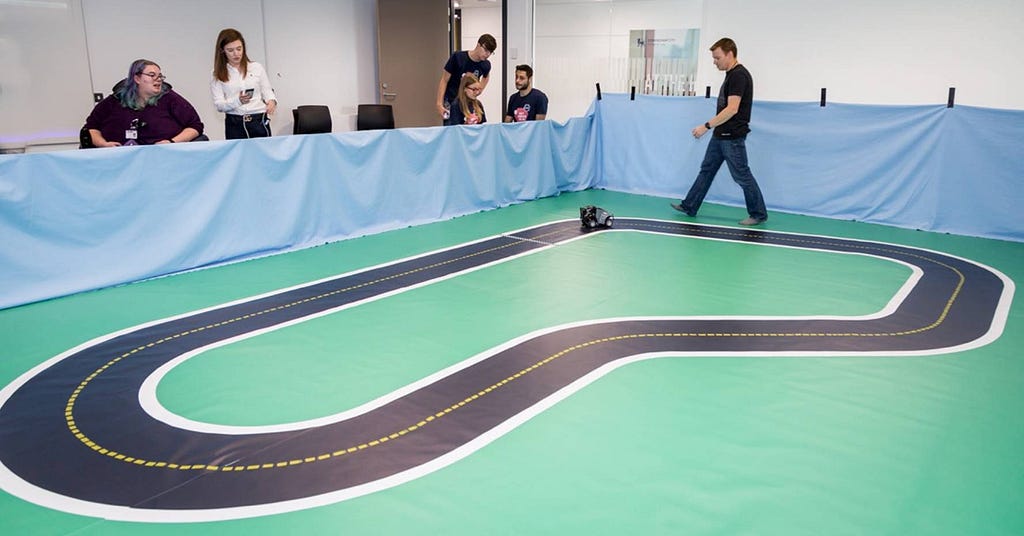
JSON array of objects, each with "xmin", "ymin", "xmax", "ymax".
[
  {"xmin": 504, "ymin": 64, "xmax": 548, "ymax": 122},
  {"xmin": 672, "ymin": 37, "xmax": 767, "ymax": 226},
  {"xmin": 437, "ymin": 34, "xmax": 497, "ymax": 126}
]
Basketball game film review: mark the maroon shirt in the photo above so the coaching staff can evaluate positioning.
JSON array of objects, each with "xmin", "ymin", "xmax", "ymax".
[{"xmin": 85, "ymin": 90, "xmax": 204, "ymax": 145}]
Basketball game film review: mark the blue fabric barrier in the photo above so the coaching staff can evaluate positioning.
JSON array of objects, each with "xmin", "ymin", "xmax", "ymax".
[
  {"xmin": 1, "ymin": 94, "xmax": 1021, "ymax": 310},
  {"xmin": 596, "ymin": 93, "xmax": 1024, "ymax": 243},
  {"xmin": 0, "ymin": 119, "xmax": 597, "ymax": 310}
]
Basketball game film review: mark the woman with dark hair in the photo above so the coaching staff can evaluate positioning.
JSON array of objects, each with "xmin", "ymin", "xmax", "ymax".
[
  {"xmin": 84, "ymin": 59, "xmax": 204, "ymax": 147},
  {"xmin": 447, "ymin": 73, "xmax": 486, "ymax": 126},
  {"xmin": 210, "ymin": 28, "xmax": 277, "ymax": 139}
]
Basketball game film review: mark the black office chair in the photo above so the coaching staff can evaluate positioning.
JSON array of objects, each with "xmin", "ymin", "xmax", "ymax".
[
  {"xmin": 292, "ymin": 105, "xmax": 332, "ymax": 135},
  {"xmin": 356, "ymin": 104, "xmax": 395, "ymax": 131},
  {"xmin": 79, "ymin": 126, "xmax": 96, "ymax": 149}
]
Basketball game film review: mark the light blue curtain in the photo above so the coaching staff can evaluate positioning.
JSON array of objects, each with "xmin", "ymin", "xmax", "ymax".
[
  {"xmin": 0, "ymin": 119, "xmax": 597, "ymax": 309},
  {"xmin": 596, "ymin": 93, "xmax": 1024, "ymax": 242},
  {"xmin": 2, "ymin": 96, "xmax": 1021, "ymax": 310}
]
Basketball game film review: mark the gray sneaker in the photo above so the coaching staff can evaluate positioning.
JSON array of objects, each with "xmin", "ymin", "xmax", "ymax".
[{"xmin": 738, "ymin": 217, "xmax": 766, "ymax": 226}]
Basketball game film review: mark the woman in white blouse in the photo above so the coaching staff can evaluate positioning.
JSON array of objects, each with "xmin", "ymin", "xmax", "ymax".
[{"xmin": 210, "ymin": 28, "xmax": 277, "ymax": 139}]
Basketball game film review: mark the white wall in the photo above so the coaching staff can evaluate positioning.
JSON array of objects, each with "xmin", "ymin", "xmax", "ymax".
[
  {"xmin": 533, "ymin": 0, "xmax": 1024, "ymax": 121},
  {"xmin": 505, "ymin": 0, "xmax": 534, "ymax": 86},
  {"xmin": 0, "ymin": 1, "xmax": 93, "ymax": 151},
  {"xmin": 263, "ymin": 0, "xmax": 379, "ymax": 134},
  {"xmin": 700, "ymin": 0, "xmax": 1024, "ymax": 108},
  {"xmin": 534, "ymin": 0, "xmax": 704, "ymax": 122},
  {"xmin": 4, "ymin": 0, "xmax": 1021, "ymax": 151},
  {"xmin": 459, "ymin": 4, "xmax": 504, "ymax": 122}
]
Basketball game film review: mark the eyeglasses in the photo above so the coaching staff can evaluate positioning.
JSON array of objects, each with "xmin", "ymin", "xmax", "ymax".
[
  {"xmin": 467, "ymin": 86, "xmax": 483, "ymax": 93},
  {"xmin": 139, "ymin": 72, "xmax": 166, "ymax": 81}
]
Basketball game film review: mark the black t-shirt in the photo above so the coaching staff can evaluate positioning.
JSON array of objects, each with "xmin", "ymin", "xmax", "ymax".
[
  {"xmin": 505, "ymin": 89, "xmax": 549, "ymax": 122},
  {"xmin": 443, "ymin": 51, "xmax": 492, "ymax": 103},
  {"xmin": 448, "ymin": 101, "xmax": 486, "ymax": 126},
  {"xmin": 714, "ymin": 64, "xmax": 753, "ymax": 139}
]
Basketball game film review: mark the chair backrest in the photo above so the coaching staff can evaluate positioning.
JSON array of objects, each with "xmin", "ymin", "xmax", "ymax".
[
  {"xmin": 292, "ymin": 105, "xmax": 332, "ymax": 135},
  {"xmin": 79, "ymin": 125, "xmax": 95, "ymax": 149},
  {"xmin": 356, "ymin": 104, "xmax": 396, "ymax": 131}
]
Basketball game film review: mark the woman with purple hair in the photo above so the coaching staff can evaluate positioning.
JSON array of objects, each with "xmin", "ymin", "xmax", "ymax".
[{"xmin": 85, "ymin": 59, "xmax": 204, "ymax": 147}]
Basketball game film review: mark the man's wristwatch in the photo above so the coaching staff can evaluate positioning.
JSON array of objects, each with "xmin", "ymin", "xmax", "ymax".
[{"xmin": 704, "ymin": 122, "xmax": 712, "ymax": 130}]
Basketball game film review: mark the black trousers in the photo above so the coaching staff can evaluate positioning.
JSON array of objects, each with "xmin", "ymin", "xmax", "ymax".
[{"xmin": 225, "ymin": 113, "xmax": 271, "ymax": 139}]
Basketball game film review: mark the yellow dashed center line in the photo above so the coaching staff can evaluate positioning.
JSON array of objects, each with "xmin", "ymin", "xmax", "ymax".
[{"xmin": 63, "ymin": 225, "xmax": 964, "ymax": 472}]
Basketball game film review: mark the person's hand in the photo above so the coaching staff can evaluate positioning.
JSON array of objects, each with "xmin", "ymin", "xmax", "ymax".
[
  {"xmin": 692, "ymin": 124, "xmax": 709, "ymax": 139},
  {"xmin": 155, "ymin": 140, "xmax": 171, "ymax": 144},
  {"xmin": 437, "ymin": 103, "xmax": 448, "ymax": 118},
  {"xmin": 240, "ymin": 91, "xmax": 252, "ymax": 104},
  {"xmin": 266, "ymin": 100, "xmax": 277, "ymax": 116},
  {"xmin": 98, "ymin": 140, "xmax": 121, "ymax": 147}
]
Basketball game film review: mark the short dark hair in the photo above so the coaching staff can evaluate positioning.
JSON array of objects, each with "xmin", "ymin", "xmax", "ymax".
[
  {"xmin": 515, "ymin": 64, "xmax": 533, "ymax": 78},
  {"xmin": 710, "ymin": 37, "xmax": 737, "ymax": 57},
  {"xmin": 478, "ymin": 34, "xmax": 497, "ymax": 53}
]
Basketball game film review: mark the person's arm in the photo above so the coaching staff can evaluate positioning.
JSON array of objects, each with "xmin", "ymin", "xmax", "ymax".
[
  {"xmin": 692, "ymin": 95, "xmax": 739, "ymax": 138},
  {"xmin": 436, "ymin": 71, "xmax": 451, "ymax": 118},
  {"xmin": 448, "ymin": 102, "xmax": 465, "ymax": 125},
  {"xmin": 158, "ymin": 127, "xmax": 200, "ymax": 144},
  {"xmin": 210, "ymin": 75, "xmax": 240, "ymax": 113},
  {"xmin": 478, "ymin": 61, "xmax": 492, "ymax": 93},
  {"xmin": 256, "ymin": 63, "xmax": 277, "ymax": 115},
  {"xmin": 535, "ymin": 93, "xmax": 548, "ymax": 121},
  {"xmin": 84, "ymin": 98, "xmax": 121, "ymax": 147},
  {"xmin": 159, "ymin": 91, "xmax": 204, "ymax": 143},
  {"xmin": 504, "ymin": 94, "xmax": 514, "ymax": 122},
  {"xmin": 88, "ymin": 129, "xmax": 121, "ymax": 147}
]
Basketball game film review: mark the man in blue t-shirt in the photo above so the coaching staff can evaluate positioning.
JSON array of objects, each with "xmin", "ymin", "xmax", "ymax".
[
  {"xmin": 504, "ymin": 64, "xmax": 548, "ymax": 122},
  {"xmin": 436, "ymin": 34, "xmax": 497, "ymax": 125}
]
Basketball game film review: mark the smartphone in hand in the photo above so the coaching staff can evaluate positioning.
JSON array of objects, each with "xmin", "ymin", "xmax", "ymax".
[{"xmin": 243, "ymin": 88, "xmax": 255, "ymax": 98}]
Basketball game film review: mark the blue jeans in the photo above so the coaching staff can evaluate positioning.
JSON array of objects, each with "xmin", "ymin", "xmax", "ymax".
[{"xmin": 679, "ymin": 137, "xmax": 767, "ymax": 221}]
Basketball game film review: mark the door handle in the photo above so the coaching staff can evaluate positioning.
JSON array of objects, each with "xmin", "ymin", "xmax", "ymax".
[{"xmin": 382, "ymin": 92, "xmax": 397, "ymax": 98}]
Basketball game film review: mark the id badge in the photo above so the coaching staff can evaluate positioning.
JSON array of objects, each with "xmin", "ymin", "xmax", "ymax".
[{"xmin": 125, "ymin": 129, "xmax": 138, "ymax": 140}]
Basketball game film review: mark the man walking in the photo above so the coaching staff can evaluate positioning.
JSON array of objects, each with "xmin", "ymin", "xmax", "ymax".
[
  {"xmin": 504, "ymin": 64, "xmax": 548, "ymax": 122},
  {"xmin": 672, "ymin": 37, "xmax": 767, "ymax": 226}
]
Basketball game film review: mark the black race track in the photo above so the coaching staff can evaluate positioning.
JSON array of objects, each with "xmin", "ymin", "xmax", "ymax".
[{"xmin": 0, "ymin": 219, "xmax": 1011, "ymax": 519}]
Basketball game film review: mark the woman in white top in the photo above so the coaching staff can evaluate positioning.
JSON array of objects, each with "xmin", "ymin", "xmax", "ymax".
[{"xmin": 210, "ymin": 28, "xmax": 277, "ymax": 139}]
